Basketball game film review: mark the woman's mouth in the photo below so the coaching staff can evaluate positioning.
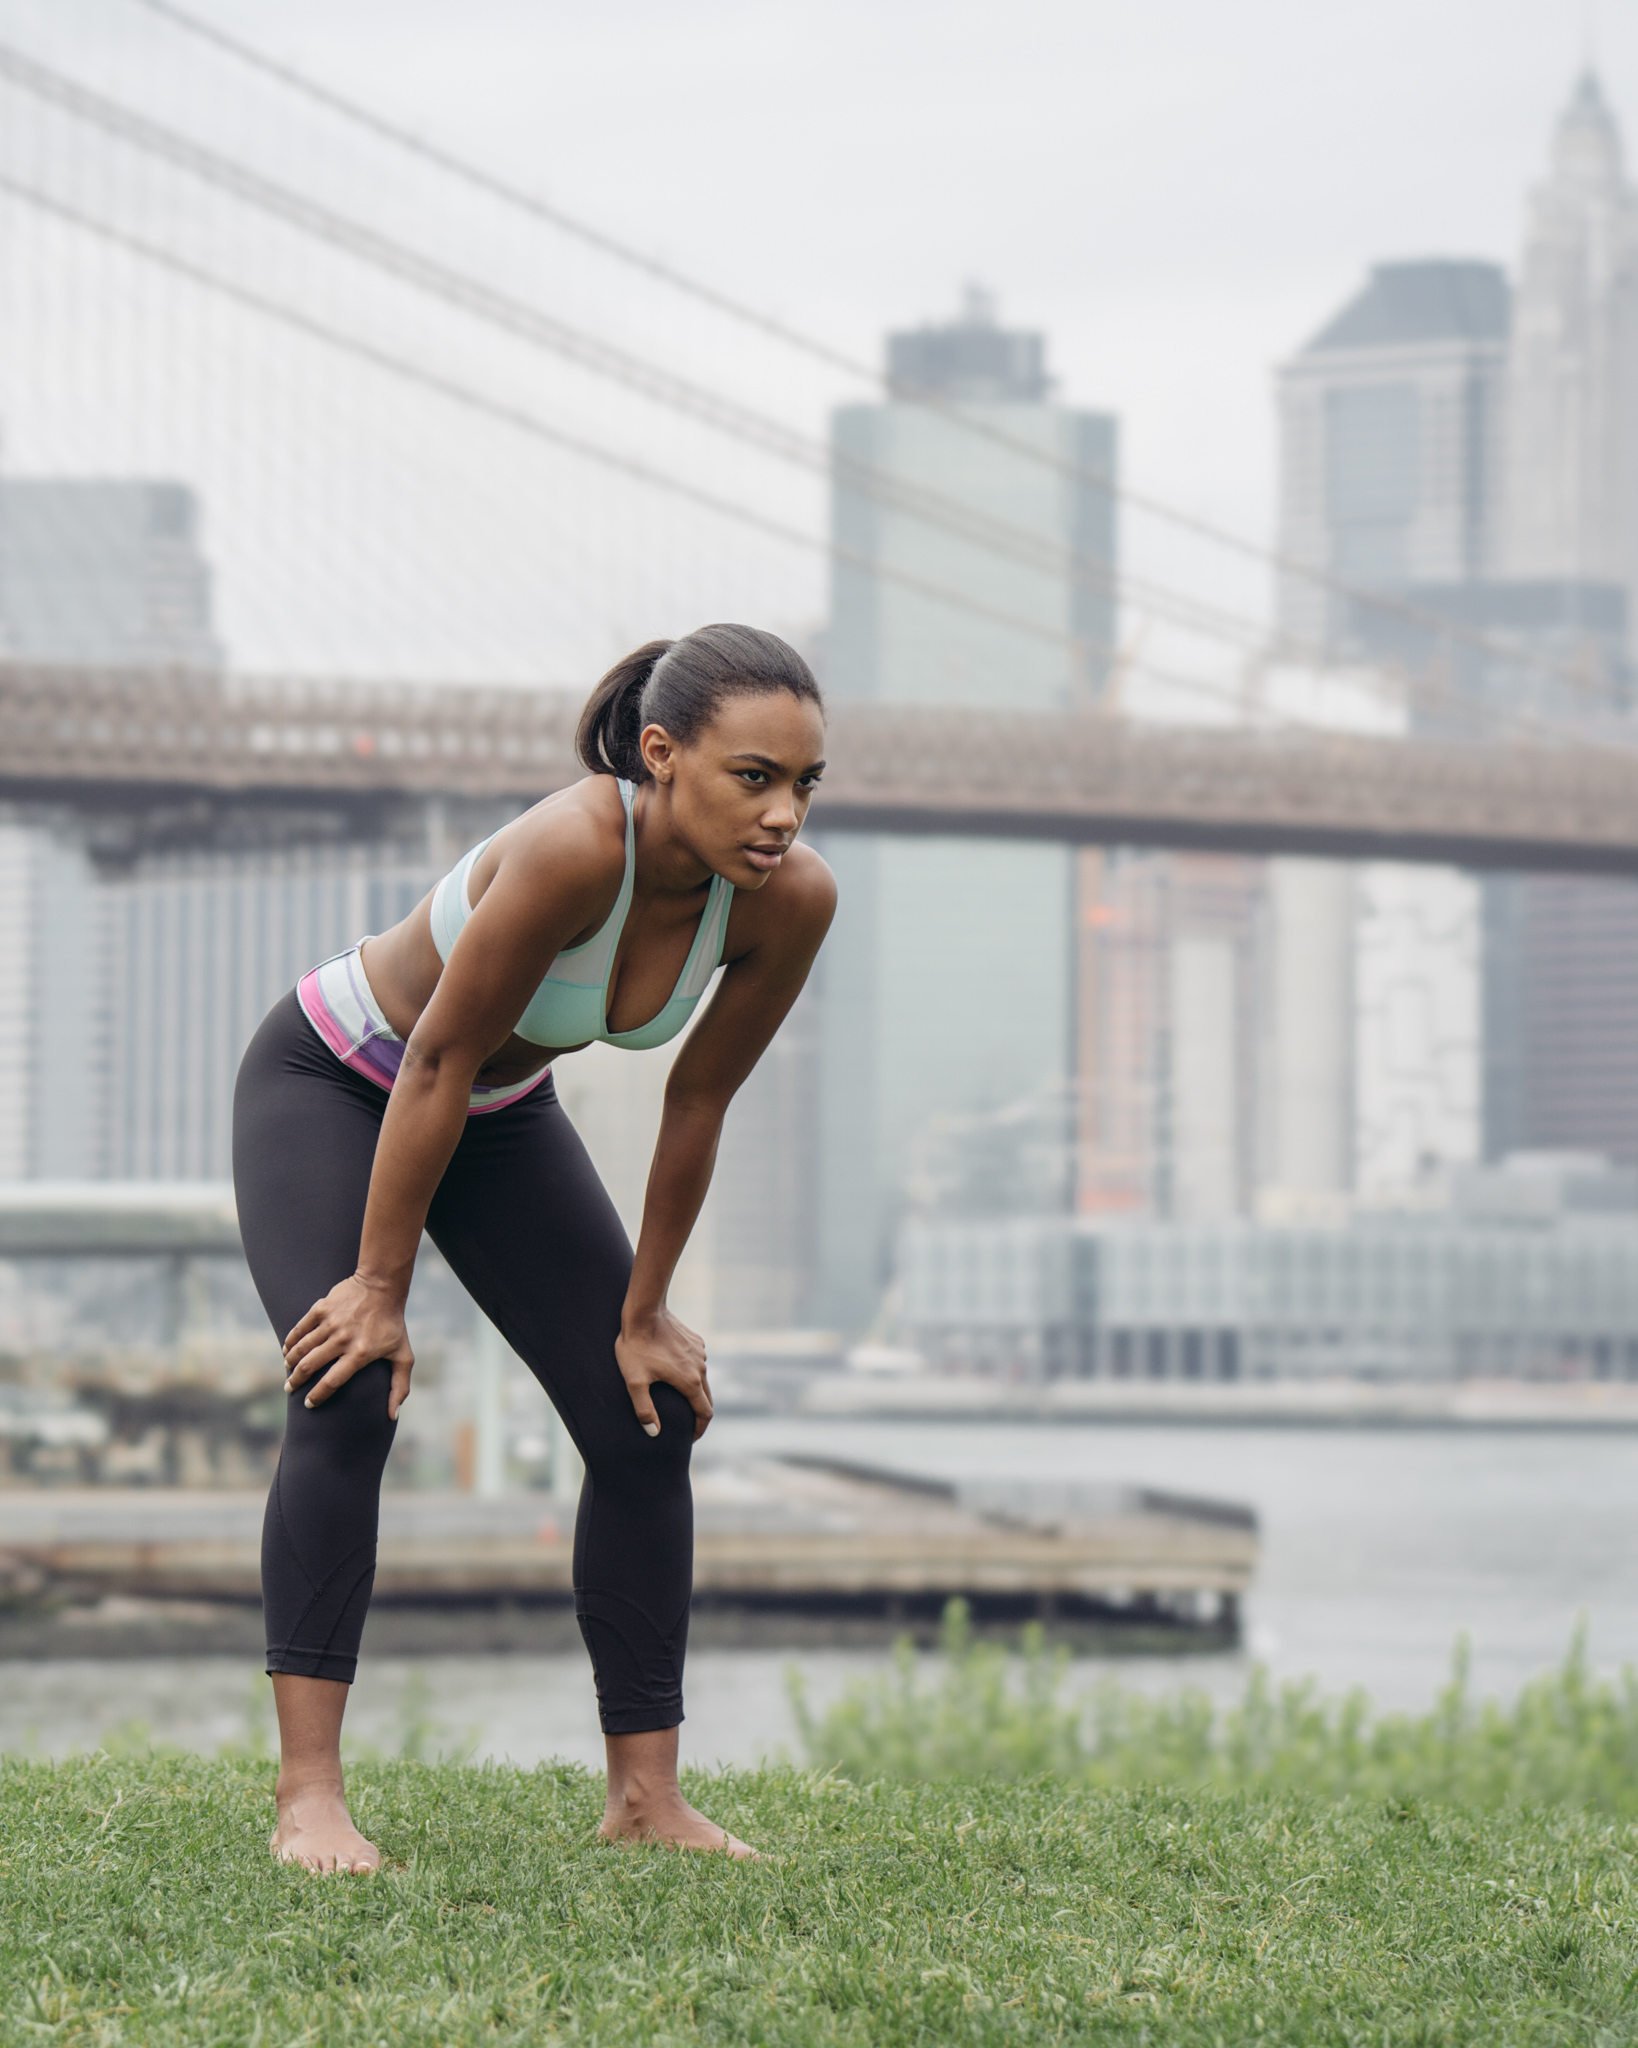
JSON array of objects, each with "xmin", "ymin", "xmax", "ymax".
[{"xmin": 743, "ymin": 845, "xmax": 786, "ymax": 872}]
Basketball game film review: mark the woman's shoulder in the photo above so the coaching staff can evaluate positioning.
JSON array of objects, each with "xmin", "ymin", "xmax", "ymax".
[
  {"xmin": 729, "ymin": 840, "xmax": 836, "ymax": 950},
  {"xmin": 770, "ymin": 840, "xmax": 836, "ymax": 911},
  {"xmin": 502, "ymin": 775, "xmax": 629, "ymax": 877}
]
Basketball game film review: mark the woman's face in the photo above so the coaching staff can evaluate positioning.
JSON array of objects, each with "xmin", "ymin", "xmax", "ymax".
[{"xmin": 641, "ymin": 689, "xmax": 827, "ymax": 889}]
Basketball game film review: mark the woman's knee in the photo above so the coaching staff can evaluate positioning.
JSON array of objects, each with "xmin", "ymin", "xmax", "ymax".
[
  {"xmin": 582, "ymin": 1381, "xmax": 694, "ymax": 1485},
  {"xmin": 279, "ymin": 1360, "xmax": 398, "ymax": 1481}
]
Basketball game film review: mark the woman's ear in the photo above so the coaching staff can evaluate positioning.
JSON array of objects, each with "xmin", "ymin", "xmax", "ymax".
[{"xmin": 639, "ymin": 723, "xmax": 678, "ymax": 784}]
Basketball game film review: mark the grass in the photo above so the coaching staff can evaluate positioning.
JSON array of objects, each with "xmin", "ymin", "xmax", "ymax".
[
  {"xmin": 793, "ymin": 1604, "xmax": 1638, "ymax": 1816},
  {"xmin": 7, "ymin": 1753, "xmax": 1638, "ymax": 2044}
]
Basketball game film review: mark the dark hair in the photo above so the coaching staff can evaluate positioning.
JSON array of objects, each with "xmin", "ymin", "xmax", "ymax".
[{"xmin": 576, "ymin": 622, "xmax": 824, "ymax": 781}]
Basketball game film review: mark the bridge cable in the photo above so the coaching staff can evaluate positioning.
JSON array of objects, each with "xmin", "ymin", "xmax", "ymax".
[
  {"xmin": 0, "ymin": 171, "xmax": 1415, "ymax": 737},
  {"xmin": 0, "ymin": 40, "xmax": 1346, "ymax": 705},
  {"xmin": 0, "ymin": 41, "xmax": 1594, "ymax": 753},
  {"xmin": 118, "ymin": 0, "xmax": 1627, "ymax": 719}
]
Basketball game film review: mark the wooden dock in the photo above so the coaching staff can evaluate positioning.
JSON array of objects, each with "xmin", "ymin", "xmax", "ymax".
[{"xmin": 0, "ymin": 1457, "xmax": 1257, "ymax": 1646}]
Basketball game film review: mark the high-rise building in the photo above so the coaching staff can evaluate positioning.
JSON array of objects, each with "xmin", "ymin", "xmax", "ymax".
[
  {"xmin": 1355, "ymin": 862, "xmax": 1481, "ymax": 1192},
  {"xmin": 1264, "ymin": 263, "xmax": 1511, "ymax": 1206},
  {"xmin": 1506, "ymin": 74, "xmax": 1638, "ymax": 618},
  {"xmin": 0, "ymin": 477, "xmax": 225, "ymax": 1174},
  {"xmin": 1485, "ymin": 74, "xmax": 1638, "ymax": 1167},
  {"xmin": 1270, "ymin": 78, "xmax": 1638, "ymax": 1192},
  {"xmin": 1075, "ymin": 850, "xmax": 1263, "ymax": 1221},
  {"xmin": 555, "ymin": 983, "xmax": 821, "ymax": 1336},
  {"xmin": 1275, "ymin": 259, "xmax": 1511, "ymax": 657},
  {"xmin": 0, "ymin": 819, "xmax": 101, "ymax": 1179},
  {"xmin": 815, "ymin": 291, "xmax": 1118, "ymax": 1329},
  {"xmin": 0, "ymin": 480, "xmax": 221, "ymax": 669},
  {"xmin": 99, "ymin": 842, "xmax": 440, "ymax": 1179}
]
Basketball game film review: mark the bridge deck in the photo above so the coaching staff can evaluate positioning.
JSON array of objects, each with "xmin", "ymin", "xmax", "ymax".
[{"xmin": 4, "ymin": 663, "xmax": 1638, "ymax": 873}]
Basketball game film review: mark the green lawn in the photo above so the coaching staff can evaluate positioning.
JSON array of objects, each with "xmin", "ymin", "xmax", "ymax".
[{"xmin": 6, "ymin": 1755, "xmax": 1638, "ymax": 2044}]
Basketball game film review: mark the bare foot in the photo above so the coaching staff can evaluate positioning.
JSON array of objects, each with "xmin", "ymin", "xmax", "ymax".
[
  {"xmin": 271, "ymin": 1781, "xmax": 381, "ymax": 1873},
  {"xmin": 599, "ymin": 1786, "xmax": 757, "ymax": 1859}
]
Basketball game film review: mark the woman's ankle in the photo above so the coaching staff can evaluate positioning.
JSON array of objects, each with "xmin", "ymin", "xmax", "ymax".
[
  {"xmin": 603, "ymin": 1726, "xmax": 684, "ymax": 1812},
  {"xmin": 275, "ymin": 1766, "xmax": 348, "ymax": 1805}
]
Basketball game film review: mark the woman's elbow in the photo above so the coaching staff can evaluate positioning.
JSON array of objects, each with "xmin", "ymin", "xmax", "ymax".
[
  {"xmin": 400, "ymin": 1036, "xmax": 472, "ymax": 1093},
  {"xmin": 662, "ymin": 1078, "xmax": 732, "ymax": 1126}
]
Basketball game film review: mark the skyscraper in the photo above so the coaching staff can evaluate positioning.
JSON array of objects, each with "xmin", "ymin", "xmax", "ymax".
[
  {"xmin": 0, "ymin": 477, "xmax": 223, "ymax": 1177},
  {"xmin": 0, "ymin": 480, "xmax": 221, "ymax": 669},
  {"xmin": 1270, "ymin": 266, "xmax": 1511, "ymax": 1201},
  {"xmin": 1506, "ymin": 74, "xmax": 1638, "ymax": 619},
  {"xmin": 1075, "ymin": 849, "xmax": 1264, "ymax": 1221},
  {"xmin": 1275, "ymin": 259, "xmax": 1511, "ymax": 657},
  {"xmin": 815, "ymin": 291, "xmax": 1118, "ymax": 1329},
  {"xmin": 1271, "ymin": 73, "xmax": 1638, "ymax": 1184},
  {"xmin": 1483, "ymin": 73, "xmax": 1638, "ymax": 1168},
  {"xmin": 0, "ymin": 819, "xmax": 100, "ymax": 1179}
]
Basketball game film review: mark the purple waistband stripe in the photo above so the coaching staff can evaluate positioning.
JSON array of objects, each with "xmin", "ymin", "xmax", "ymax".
[{"xmin": 296, "ymin": 949, "xmax": 549, "ymax": 1116}]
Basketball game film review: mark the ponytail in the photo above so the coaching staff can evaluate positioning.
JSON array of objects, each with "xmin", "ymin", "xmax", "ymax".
[
  {"xmin": 575, "ymin": 623, "xmax": 823, "ymax": 782},
  {"xmin": 575, "ymin": 639, "xmax": 673, "ymax": 780}
]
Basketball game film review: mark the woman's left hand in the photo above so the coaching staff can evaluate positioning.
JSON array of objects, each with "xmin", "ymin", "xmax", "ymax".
[{"xmin": 615, "ymin": 1308, "xmax": 712, "ymax": 1441}]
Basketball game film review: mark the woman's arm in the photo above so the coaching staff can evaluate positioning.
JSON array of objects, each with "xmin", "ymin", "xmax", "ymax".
[
  {"xmin": 281, "ymin": 804, "xmax": 619, "ymax": 1418},
  {"xmin": 615, "ymin": 848, "xmax": 837, "ymax": 1439}
]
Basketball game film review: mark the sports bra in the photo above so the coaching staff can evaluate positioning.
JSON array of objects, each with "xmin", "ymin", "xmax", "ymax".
[{"xmin": 428, "ymin": 778, "xmax": 735, "ymax": 1050}]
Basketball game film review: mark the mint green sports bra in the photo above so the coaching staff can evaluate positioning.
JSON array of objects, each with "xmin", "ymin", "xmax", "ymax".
[{"xmin": 428, "ymin": 779, "xmax": 735, "ymax": 1050}]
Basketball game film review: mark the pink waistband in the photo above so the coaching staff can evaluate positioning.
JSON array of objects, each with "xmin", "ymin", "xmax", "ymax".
[{"xmin": 297, "ymin": 944, "xmax": 551, "ymax": 1116}]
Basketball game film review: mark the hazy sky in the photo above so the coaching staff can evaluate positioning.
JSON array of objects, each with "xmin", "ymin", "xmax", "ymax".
[
  {"xmin": 217, "ymin": 0, "xmax": 1618, "ymax": 536},
  {"xmin": 0, "ymin": 0, "xmax": 1625, "ymax": 681}
]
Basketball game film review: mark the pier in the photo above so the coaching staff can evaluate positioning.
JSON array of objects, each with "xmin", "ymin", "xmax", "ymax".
[{"xmin": 0, "ymin": 1457, "xmax": 1256, "ymax": 1654}]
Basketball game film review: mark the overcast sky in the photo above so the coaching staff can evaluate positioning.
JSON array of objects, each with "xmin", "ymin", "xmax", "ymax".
[
  {"xmin": 0, "ymin": 0, "xmax": 1625, "ymax": 680},
  {"xmin": 224, "ymin": 0, "xmax": 1619, "ymax": 534}
]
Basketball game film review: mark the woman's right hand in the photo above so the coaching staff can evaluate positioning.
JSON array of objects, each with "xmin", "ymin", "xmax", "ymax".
[
  {"xmin": 283, "ymin": 1275, "xmax": 416, "ymax": 1420},
  {"xmin": 615, "ymin": 1306, "xmax": 713, "ymax": 1441}
]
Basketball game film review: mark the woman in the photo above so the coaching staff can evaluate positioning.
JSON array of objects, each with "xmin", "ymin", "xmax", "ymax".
[{"xmin": 233, "ymin": 623, "xmax": 833, "ymax": 1871}]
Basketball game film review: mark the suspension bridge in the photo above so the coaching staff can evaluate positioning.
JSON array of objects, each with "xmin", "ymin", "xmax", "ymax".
[
  {"xmin": 0, "ymin": 2, "xmax": 1632, "ymax": 884},
  {"xmin": 4, "ymin": 661, "xmax": 1638, "ymax": 874}
]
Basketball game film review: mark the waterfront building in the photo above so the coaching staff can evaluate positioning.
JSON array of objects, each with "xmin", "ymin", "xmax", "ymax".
[
  {"xmin": 815, "ymin": 289, "xmax": 1118, "ymax": 1329},
  {"xmin": 898, "ymin": 1153, "xmax": 1638, "ymax": 1383},
  {"xmin": 0, "ymin": 480, "xmax": 221, "ymax": 669}
]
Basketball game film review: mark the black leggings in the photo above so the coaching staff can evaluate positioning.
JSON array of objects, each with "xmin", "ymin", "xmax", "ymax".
[{"xmin": 232, "ymin": 991, "xmax": 694, "ymax": 1734}]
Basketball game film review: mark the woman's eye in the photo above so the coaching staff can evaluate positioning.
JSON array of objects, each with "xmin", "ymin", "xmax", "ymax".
[
  {"xmin": 740, "ymin": 770, "xmax": 768, "ymax": 786},
  {"xmin": 797, "ymin": 774, "xmax": 822, "ymax": 790}
]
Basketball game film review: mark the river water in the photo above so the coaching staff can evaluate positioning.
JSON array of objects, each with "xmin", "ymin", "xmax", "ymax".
[{"xmin": 3, "ymin": 1417, "xmax": 1636, "ymax": 1769}]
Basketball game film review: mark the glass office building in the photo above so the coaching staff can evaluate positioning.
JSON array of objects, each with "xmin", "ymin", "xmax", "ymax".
[{"xmin": 814, "ymin": 291, "xmax": 1118, "ymax": 1329}]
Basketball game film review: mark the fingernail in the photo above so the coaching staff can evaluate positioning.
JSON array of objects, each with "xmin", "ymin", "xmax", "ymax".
[
  {"xmin": 283, "ymin": 1381, "xmax": 293, "ymax": 1393},
  {"xmin": 642, "ymin": 1421, "xmax": 660, "ymax": 1438},
  {"xmin": 303, "ymin": 1397, "xmax": 314, "ymax": 1409}
]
